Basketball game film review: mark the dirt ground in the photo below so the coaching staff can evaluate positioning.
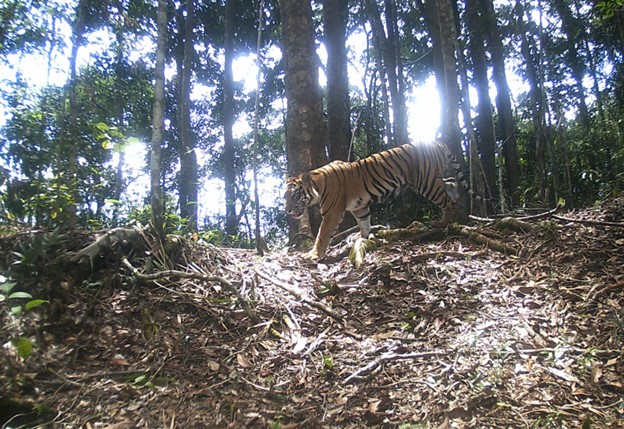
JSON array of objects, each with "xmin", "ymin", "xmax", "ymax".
[{"xmin": 1, "ymin": 201, "xmax": 623, "ymax": 428}]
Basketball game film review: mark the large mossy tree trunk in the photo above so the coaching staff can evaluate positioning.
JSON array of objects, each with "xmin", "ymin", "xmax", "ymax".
[{"xmin": 281, "ymin": 0, "xmax": 328, "ymax": 247}]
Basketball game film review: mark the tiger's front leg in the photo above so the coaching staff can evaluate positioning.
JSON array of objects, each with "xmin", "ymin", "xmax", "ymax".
[{"xmin": 307, "ymin": 210, "xmax": 345, "ymax": 261}]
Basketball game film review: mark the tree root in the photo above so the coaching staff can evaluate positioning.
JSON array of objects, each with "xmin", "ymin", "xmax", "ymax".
[{"xmin": 449, "ymin": 223, "xmax": 519, "ymax": 256}]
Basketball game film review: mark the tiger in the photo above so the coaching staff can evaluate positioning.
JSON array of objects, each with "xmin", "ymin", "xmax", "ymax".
[{"xmin": 284, "ymin": 141, "xmax": 467, "ymax": 261}]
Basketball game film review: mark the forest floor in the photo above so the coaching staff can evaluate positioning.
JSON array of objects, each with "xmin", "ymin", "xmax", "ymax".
[{"xmin": 1, "ymin": 200, "xmax": 624, "ymax": 429}]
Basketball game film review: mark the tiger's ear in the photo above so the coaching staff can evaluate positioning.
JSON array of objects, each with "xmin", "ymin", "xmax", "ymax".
[{"xmin": 301, "ymin": 172, "xmax": 311, "ymax": 185}]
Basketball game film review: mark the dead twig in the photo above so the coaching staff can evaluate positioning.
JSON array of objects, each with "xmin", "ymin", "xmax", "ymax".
[
  {"xmin": 552, "ymin": 214, "xmax": 624, "ymax": 228},
  {"xmin": 344, "ymin": 350, "xmax": 447, "ymax": 384},
  {"xmin": 121, "ymin": 257, "xmax": 259, "ymax": 323},
  {"xmin": 516, "ymin": 205, "xmax": 561, "ymax": 221},
  {"xmin": 468, "ymin": 205, "xmax": 561, "ymax": 224},
  {"xmin": 583, "ymin": 280, "xmax": 624, "ymax": 307},
  {"xmin": 254, "ymin": 268, "xmax": 343, "ymax": 322}
]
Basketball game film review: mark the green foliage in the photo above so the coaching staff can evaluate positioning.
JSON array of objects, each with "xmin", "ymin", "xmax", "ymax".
[
  {"xmin": 0, "ymin": 277, "xmax": 46, "ymax": 360},
  {"xmin": 596, "ymin": 0, "xmax": 624, "ymax": 18},
  {"xmin": 127, "ymin": 199, "xmax": 192, "ymax": 235},
  {"xmin": 10, "ymin": 336, "xmax": 34, "ymax": 360}
]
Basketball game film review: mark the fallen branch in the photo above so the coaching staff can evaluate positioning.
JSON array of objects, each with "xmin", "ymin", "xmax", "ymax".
[
  {"xmin": 517, "ymin": 205, "xmax": 561, "ymax": 220},
  {"xmin": 70, "ymin": 227, "xmax": 145, "ymax": 264},
  {"xmin": 344, "ymin": 350, "xmax": 447, "ymax": 384},
  {"xmin": 494, "ymin": 216, "xmax": 534, "ymax": 233},
  {"xmin": 449, "ymin": 224, "xmax": 519, "ymax": 256},
  {"xmin": 552, "ymin": 214, "xmax": 624, "ymax": 228},
  {"xmin": 255, "ymin": 268, "xmax": 343, "ymax": 322},
  {"xmin": 411, "ymin": 250, "xmax": 488, "ymax": 263},
  {"xmin": 121, "ymin": 257, "xmax": 259, "ymax": 323},
  {"xmin": 330, "ymin": 224, "xmax": 387, "ymax": 245},
  {"xmin": 376, "ymin": 227, "xmax": 445, "ymax": 242}
]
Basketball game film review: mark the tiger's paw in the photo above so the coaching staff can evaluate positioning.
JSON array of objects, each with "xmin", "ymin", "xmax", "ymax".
[{"xmin": 304, "ymin": 249, "xmax": 322, "ymax": 262}]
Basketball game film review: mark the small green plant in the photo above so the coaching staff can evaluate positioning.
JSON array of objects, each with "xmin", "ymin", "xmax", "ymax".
[
  {"xmin": 1, "ymin": 278, "xmax": 47, "ymax": 360},
  {"xmin": 322, "ymin": 354, "xmax": 334, "ymax": 370},
  {"xmin": 125, "ymin": 371, "xmax": 174, "ymax": 388},
  {"xmin": 0, "ymin": 281, "xmax": 47, "ymax": 316},
  {"xmin": 320, "ymin": 354, "xmax": 335, "ymax": 377}
]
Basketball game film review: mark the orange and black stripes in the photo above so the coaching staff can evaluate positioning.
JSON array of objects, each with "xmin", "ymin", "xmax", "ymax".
[{"xmin": 284, "ymin": 141, "xmax": 465, "ymax": 260}]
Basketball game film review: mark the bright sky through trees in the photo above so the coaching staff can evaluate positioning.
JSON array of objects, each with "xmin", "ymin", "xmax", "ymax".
[{"xmin": 0, "ymin": 27, "xmax": 443, "ymax": 224}]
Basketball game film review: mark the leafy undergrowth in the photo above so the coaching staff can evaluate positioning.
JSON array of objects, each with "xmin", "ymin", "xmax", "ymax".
[{"xmin": 1, "ymin": 201, "xmax": 623, "ymax": 428}]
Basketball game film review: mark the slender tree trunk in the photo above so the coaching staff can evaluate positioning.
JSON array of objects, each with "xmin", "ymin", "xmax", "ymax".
[
  {"xmin": 516, "ymin": 0, "xmax": 552, "ymax": 204},
  {"xmin": 113, "ymin": 30, "xmax": 126, "ymax": 227},
  {"xmin": 455, "ymin": 36, "xmax": 486, "ymax": 217},
  {"xmin": 553, "ymin": 98, "xmax": 573, "ymax": 203},
  {"xmin": 583, "ymin": 37, "xmax": 604, "ymax": 121},
  {"xmin": 40, "ymin": 14, "xmax": 57, "ymax": 226},
  {"xmin": 482, "ymin": 0, "xmax": 520, "ymax": 209},
  {"xmin": 553, "ymin": 0, "xmax": 589, "ymax": 127},
  {"xmin": 177, "ymin": 0, "xmax": 198, "ymax": 231},
  {"xmin": 281, "ymin": 0, "xmax": 328, "ymax": 245},
  {"xmin": 223, "ymin": 0, "xmax": 238, "ymax": 236},
  {"xmin": 421, "ymin": 0, "xmax": 468, "ymax": 221},
  {"xmin": 365, "ymin": 0, "xmax": 408, "ymax": 146},
  {"xmin": 324, "ymin": 0, "xmax": 351, "ymax": 161},
  {"xmin": 428, "ymin": 0, "xmax": 463, "ymax": 162},
  {"xmin": 466, "ymin": 0, "xmax": 496, "ymax": 212},
  {"xmin": 61, "ymin": 0, "xmax": 87, "ymax": 228},
  {"xmin": 252, "ymin": 0, "xmax": 266, "ymax": 255},
  {"xmin": 150, "ymin": 0, "xmax": 167, "ymax": 239}
]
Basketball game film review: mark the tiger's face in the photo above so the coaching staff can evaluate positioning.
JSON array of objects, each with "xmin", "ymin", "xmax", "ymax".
[{"xmin": 284, "ymin": 175, "xmax": 313, "ymax": 219}]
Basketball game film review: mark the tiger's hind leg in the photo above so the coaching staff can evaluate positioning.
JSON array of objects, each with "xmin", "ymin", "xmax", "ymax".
[
  {"xmin": 351, "ymin": 207, "xmax": 372, "ymax": 239},
  {"xmin": 430, "ymin": 176, "xmax": 461, "ymax": 227}
]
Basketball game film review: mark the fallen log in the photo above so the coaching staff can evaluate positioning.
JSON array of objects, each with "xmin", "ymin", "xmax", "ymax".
[{"xmin": 448, "ymin": 223, "xmax": 519, "ymax": 256}]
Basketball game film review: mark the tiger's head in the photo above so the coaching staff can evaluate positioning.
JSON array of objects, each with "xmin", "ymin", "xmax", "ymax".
[{"xmin": 284, "ymin": 173, "xmax": 316, "ymax": 219}]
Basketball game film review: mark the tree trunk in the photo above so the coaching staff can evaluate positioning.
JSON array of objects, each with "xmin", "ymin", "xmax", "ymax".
[
  {"xmin": 516, "ymin": 0, "xmax": 552, "ymax": 204},
  {"xmin": 482, "ymin": 0, "xmax": 520, "ymax": 209},
  {"xmin": 365, "ymin": 0, "xmax": 408, "ymax": 146},
  {"xmin": 252, "ymin": 0, "xmax": 267, "ymax": 255},
  {"xmin": 455, "ymin": 33, "xmax": 486, "ymax": 217},
  {"xmin": 150, "ymin": 0, "xmax": 167, "ymax": 239},
  {"xmin": 60, "ymin": 0, "xmax": 87, "ymax": 229},
  {"xmin": 323, "ymin": 0, "xmax": 351, "ymax": 161},
  {"xmin": 553, "ymin": 0, "xmax": 589, "ymax": 127},
  {"xmin": 223, "ymin": 0, "xmax": 238, "ymax": 236},
  {"xmin": 112, "ymin": 26, "xmax": 126, "ymax": 227},
  {"xmin": 583, "ymin": 37, "xmax": 604, "ymax": 121},
  {"xmin": 281, "ymin": 0, "xmax": 328, "ymax": 245},
  {"xmin": 177, "ymin": 0, "xmax": 198, "ymax": 231},
  {"xmin": 428, "ymin": 0, "xmax": 463, "ymax": 162},
  {"xmin": 466, "ymin": 0, "xmax": 496, "ymax": 213}
]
